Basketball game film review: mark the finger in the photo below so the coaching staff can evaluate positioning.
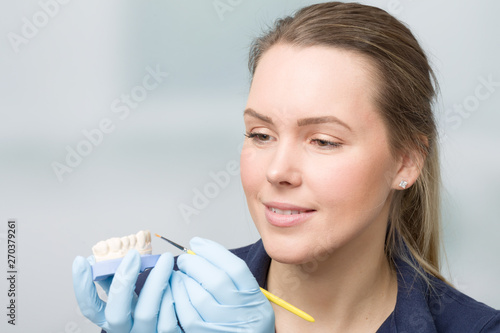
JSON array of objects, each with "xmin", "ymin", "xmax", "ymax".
[
  {"xmin": 189, "ymin": 237, "xmax": 259, "ymax": 291},
  {"xmin": 86, "ymin": 255, "xmax": 113, "ymax": 297},
  {"xmin": 180, "ymin": 272, "xmax": 241, "ymax": 323},
  {"xmin": 170, "ymin": 271, "xmax": 203, "ymax": 329},
  {"xmin": 131, "ymin": 253, "xmax": 174, "ymax": 333},
  {"xmin": 105, "ymin": 249, "xmax": 141, "ymax": 332},
  {"xmin": 95, "ymin": 276, "xmax": 112, "ymax": 297},
  {"xmin": 86, "ymin": 255, "xmax": 96, "ymax": 266},
  {"xmin": 72, "ymin": 256, "xmax": 107, "ymax": 327},
  {"xmin": 176, "ymin": 253, "xmax": 238, "ymax": 305},
  {"xmin": 157, "ymin": 276, "xmax": 182, "ymax": 333}
]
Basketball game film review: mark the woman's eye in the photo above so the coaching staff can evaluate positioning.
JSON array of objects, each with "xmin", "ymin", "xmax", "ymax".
[
  {"xmin": 311, "ymin": 138, "xmax": 342, "ymax": 149},
  {"xmin": 245, "ymin": 132, "xmax": 272, "ymax": 142}
]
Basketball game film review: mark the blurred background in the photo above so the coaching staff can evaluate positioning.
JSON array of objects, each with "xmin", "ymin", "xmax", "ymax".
[{"xmin": 1, "ymin": 0, "xmax": 499, "ymax": 331}]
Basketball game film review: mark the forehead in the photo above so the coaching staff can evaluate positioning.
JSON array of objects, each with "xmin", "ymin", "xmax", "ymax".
[{"xmin": 248, "ymin": 44, "xmax": 382, "ymax": 126}]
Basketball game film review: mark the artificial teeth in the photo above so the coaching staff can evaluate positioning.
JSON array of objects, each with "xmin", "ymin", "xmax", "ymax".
[
  {"xmin": 128, "ymin": 235, "xmax": 137, "ymax": 247},
  {"xmin": 108, "ymin": 238, "xmax": 122, "ymax": 252},
  {"xmin": 92, "ymin": 229, "xmax": 153, "ymax": 262},
  {"xmin": 121, "ymin": 236, "xmax": 130, "ymax": 248},
  {"xmin": 92, "ymin": 241, "xmax": 108, "ymax": 257},
  {"xmin": 137, "ymin": 230, "xmax": 146, "ymax": 248}
]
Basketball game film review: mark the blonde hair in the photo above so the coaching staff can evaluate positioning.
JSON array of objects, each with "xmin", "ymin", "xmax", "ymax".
[{"xmin": 248, "ymin": 2, "xmax": 446, "ymax": 283}]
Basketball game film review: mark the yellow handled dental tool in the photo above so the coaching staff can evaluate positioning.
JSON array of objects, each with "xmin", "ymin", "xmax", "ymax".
[{"xmin": 154, "ymin": 234, "xmax": 315, "ymax": 323}]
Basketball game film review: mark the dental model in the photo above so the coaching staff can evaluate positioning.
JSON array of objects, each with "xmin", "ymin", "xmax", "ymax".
[
  {"xmin": 92, "ymin": 230, "xmax": 153, "ymax": 262},
  {"xmin": 91, "ymin": 229, "xmax": 160, "ymax": 281}
]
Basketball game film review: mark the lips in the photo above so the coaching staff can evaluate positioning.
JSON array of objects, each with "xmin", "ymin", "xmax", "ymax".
[{"xmin": 264, "ymin": 202, "xmax": 316, "ymax": 227}]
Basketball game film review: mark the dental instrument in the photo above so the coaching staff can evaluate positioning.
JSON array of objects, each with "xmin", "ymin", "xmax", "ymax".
[{"xmin": 155, "ymin": 233, "xmax": 315, "ymax": 323}]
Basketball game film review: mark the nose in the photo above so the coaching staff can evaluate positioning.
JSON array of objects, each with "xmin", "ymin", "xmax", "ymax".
[{"xmin": 266, "ymin": 141, "xmax": 302, "ymax": 188}]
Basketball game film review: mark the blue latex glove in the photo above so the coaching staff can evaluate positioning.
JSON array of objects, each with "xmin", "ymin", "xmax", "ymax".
[
  {"xmin": 171, "ymin": 237, "xmax": 275, "ymax": 332},
  {"xmin": 72, "ymin": 250, "xmax": 182, "ymax": 333}
]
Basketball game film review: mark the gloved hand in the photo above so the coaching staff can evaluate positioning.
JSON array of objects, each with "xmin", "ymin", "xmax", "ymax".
[
  {"xmin": 171, "ymin": 237, "xmax": 275, "ymax": 332},
  {"xmin": 72, "ymin": 250, "xmax": 182, "ymax": 333}
]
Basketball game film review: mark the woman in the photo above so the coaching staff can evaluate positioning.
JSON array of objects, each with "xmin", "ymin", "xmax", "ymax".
[{"xmin": 73, "ymin": 2, "xmax": 500, "ymax": 332}]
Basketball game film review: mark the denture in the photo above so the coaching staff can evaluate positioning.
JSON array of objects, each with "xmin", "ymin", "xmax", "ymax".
[{"xmin": 91, "ymin": 230, "xmax": 152, "ymax": 262}]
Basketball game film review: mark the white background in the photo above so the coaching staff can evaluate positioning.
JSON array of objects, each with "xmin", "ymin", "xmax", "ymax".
[{"xmin": 1, "ymin": 0, "xmax": 499, "ymax": 331}]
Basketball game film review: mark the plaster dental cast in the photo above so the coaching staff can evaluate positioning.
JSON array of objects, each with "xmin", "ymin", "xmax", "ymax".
[{"xmin": 72, "ymin": 2, "xmax": 500, "ymax": 332}]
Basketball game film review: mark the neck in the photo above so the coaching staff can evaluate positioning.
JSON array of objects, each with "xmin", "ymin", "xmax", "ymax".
[{"xmin": 267, "ymin": 224, "xmax": 397, "ymax": 331}]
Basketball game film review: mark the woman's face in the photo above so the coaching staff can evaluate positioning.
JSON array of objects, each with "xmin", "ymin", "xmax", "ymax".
[{"xmin": 240, "ymin": 44, "xmax": 402, "ymax": 264}]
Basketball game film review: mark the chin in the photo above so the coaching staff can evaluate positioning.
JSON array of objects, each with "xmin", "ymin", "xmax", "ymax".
[{"xmin": 261, "ymin": 232, "xmax": 319, "ymax": 265}]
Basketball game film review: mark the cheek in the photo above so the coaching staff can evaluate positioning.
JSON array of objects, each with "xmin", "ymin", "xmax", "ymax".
[
  {"xmin": 307, "ymin": 149, "xmax": 393, "ymax": 211},
  {"xmin": 239, "ymin": 145, "xmax": 262, "ymax": 198}
]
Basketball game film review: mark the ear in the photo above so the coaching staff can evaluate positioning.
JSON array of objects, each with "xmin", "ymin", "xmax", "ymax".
[{"xmin": 393, "ymin": 147, "xmax": 426, "ymax": 190}]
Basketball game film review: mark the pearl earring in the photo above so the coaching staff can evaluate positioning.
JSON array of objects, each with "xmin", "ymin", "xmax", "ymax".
[{"xmin": 399, "ymin": 180, "xmax": 408, "ymax": 189}]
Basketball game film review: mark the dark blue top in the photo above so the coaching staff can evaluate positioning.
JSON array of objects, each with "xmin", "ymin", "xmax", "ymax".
[{"xmin": 135, "ymin": 239, "xmax": 500, "ymax": 332}]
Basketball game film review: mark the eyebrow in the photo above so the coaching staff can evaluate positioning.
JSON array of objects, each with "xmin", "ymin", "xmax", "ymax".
[
  {"xmin": 243, "ymin": 108, "xmax": 273, "ymax": 124},
  {"xmin": 243, "ymin": 108, "xmax": 352, "ymax": 132}
]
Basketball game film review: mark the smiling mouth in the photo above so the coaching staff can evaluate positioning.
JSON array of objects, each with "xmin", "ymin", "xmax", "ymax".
[{"xmin": 264, "ymin": 204, "xmax": 316, "ymax": 227}]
